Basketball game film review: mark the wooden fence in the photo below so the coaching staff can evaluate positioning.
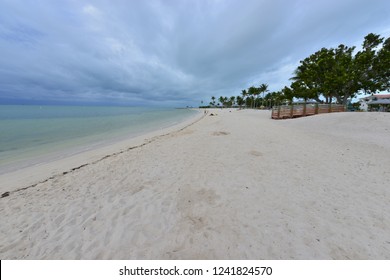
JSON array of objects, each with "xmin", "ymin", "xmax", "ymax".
[{"xmin": 271, "ymin": 104, "xmax": 346, "ymax": 119}]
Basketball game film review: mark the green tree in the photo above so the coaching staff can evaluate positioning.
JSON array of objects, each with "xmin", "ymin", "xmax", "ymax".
[
  {"xmin": 372, "ymin": 36, "xmax": 390, "ymax": 91},
  {"xmin": 354, "ymin": 33, "xmax": 383, "ymax": 93},
  {"xmin": 247, "ymin": 86, "xmax": 257, "ymax": 108},
  {"xmin": 236, "ymin": 95, "xmax": 244, "ymax": 109},
  {"xmin": 292, "ymin": 44, "xmax": 357, "ymax": 105},
  {"xmin": 241, "ymin": 89, "xmax": 249, "ymax": 108},
  {"xmin": 332, "ymin": 44, "xmax": 358, "ymax": 105},
  {"xmin": 211, "ymin": 96, "xmax": 216, "ymax": 106},
  {"xmin": 292, "ymin": 33, "xmax": 389, "ymax": 105},
  {"xmin": 218, "ymin": 96, "xmax": 225, "ymax": 108},
  {"xmin": 282, "ymin": 86, "xmax": 294, "ymax": 104},
  {"xmin": 258, "ymin": 83, "xmax": 269, "ymax": 107},
  {"xmin": 267, "ymin": 91, "xmax": 284, "ymax": 107},
  {"xmin": 229, "ymin": 96, "xmax": 236, "ymax": 107},
  {"xmin": 290, "ymin": 80, "xmax": 317, "ymax": 103}
]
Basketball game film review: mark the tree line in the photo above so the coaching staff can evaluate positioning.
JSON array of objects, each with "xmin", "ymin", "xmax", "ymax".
[{"xmin": 205, "ymin": 33, "xmax": 389, "ymax": 108}]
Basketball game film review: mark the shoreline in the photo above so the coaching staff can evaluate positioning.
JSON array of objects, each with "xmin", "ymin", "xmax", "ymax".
[
  {"xmin": 0, "ymin": 106, "xmax": 201, "ymax": 175},
  {"xmin": 0, "ymin": 109, "xmax": 203, "ymax": 195}
]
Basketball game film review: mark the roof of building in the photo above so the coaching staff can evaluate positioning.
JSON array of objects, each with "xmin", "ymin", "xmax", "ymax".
[
  {"xmin": 368, "ymin": 98, "xmax": 390, "ymax": 105},
  {"xmin": 374, "ymin": 94, "xmax": 390, "ymax": 99},
  {"xmin": 360, "ymin": 94, "xmax": 390, "ymax": 102}
]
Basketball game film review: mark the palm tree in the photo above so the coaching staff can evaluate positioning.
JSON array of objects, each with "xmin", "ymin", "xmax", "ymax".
[
  {"xmin": 229, "ymin": 96, "xmax": 235, "ymax": 108},
  {"xmin": 258, "ymin": 83, "xmax": 269, "ymax": 108},
  {"xmin": 211, "ymin": 96, "xmax": 216, "ymax": 107},
  {"xmin": 241, "ymin": 90, "xmax": 248, "ymax": 108},
  {"xmin": 248, "ymin": 86, "xmax": 257, "ymax": 108},
  {"xmin": 236, "ymin": 96, "xmax": 244, "ymax": 109},
  {"xmin": 223, "ymin": 96, "xmax": 228, "ymax": 107},
  {"xmin": 271, "ymin": 91, "xmax": 284, "ymax": 107},
  {"xmin": 219, "ymin": 96, "xmax": 225, "ymax": 108}
]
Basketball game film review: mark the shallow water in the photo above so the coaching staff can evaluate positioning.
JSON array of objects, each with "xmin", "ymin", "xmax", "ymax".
[{"xmin": 0, "ymin": 105, "xmax": 198, "ymax": 173}]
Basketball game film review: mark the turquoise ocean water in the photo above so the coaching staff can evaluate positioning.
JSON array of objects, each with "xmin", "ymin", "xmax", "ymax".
[{"xmin": 0, "ymin": 105, "xmax": 198, "ymax": 173}]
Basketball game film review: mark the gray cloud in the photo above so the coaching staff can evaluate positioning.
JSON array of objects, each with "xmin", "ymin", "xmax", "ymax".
[{"xmin": 0, "ymin": 0, "xmax": 389, "ymax": 106}]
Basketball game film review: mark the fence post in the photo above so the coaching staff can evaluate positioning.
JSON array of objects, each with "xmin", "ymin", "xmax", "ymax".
[
  {"xmin": 328, "ymin": 103, "xmax": 332, "ymax": 113},
  {"xmin": 277, "ymin": 106, "xmax": 281, "ymax": 119},
  {"xmin": 315, "ymin": 103, "xmax": 319, "ymax": 114},
  {"xmin": 290, "ymin": 104, "xmax": 293, "ymax": 118}
]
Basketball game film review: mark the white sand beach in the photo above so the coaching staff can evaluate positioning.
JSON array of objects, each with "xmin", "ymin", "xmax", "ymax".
[{"xmin": 1, "ymin": 109, "xmax": 389, "ymax": 259}]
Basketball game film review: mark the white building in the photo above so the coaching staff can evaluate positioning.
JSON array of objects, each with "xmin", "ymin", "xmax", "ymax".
[{"xmin": 359, "ymin": 94, "xmax": 390, "ymax": 111}]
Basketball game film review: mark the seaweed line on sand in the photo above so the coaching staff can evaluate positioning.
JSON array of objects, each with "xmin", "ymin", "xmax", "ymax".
[{"xmin": 1, "ymin": 112, "xmax": 206, "ymax": 199}]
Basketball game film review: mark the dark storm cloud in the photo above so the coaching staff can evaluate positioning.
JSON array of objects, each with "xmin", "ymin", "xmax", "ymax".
[{"xmin": 0, "ymin": 0, "xmax": 389, "ymax": 106}]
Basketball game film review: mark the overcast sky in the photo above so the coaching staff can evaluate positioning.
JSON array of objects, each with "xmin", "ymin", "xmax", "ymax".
[{"xmin": 1, "ymin": 0, "xmax": 389, "ymax": 106}]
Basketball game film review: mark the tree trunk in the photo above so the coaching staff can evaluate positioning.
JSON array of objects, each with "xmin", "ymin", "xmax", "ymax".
[{"xmin": 342, "ymin": 96, "xmax": 349, "ymax": 106}]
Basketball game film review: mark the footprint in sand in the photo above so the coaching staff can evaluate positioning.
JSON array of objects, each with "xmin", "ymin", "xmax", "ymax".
[
  {"xmin": 249, "ymin": 150, "xmax": 263, "ymax": 157},
  {"xmin": 212, "ymin": 131, "xmax": 230, "ymax": 136}
]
